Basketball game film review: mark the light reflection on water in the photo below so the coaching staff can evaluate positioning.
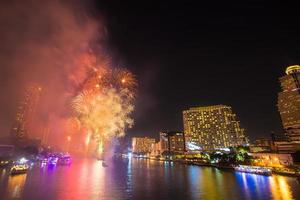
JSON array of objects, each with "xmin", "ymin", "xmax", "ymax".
[
  {"xmin": 5, "ymin": 173, "xmax": 27, "ymax": 199},
  {"xmin": 270, "ymin": 176, "xmax": 294, "ymax": 200},
  {"xmin": 0, "ymin": 158, "xmax": 299, "ymax": 200}
]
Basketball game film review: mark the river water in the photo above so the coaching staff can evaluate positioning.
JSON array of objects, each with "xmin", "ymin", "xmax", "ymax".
[{"xmin": 0, "ymin": 157, "xmax": 299, "ymax": 200}]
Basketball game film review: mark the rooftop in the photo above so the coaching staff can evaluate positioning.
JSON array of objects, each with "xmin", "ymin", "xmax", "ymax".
[{"xmin": 286, "ymin": 65, "xmax": 300, "ymax": 75}]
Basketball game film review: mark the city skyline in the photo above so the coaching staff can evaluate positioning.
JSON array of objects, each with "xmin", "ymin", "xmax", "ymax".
[{"xmin": 2, "ymin": 62, "xmax": 296, "ymax": 144}]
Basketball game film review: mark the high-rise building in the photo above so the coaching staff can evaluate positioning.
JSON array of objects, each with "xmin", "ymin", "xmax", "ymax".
[
  {"xmin": 159, "ymin": 131, "xmax": 185, "ymax": 154},
  {"xmin": 277, "ymin": 65, "xmax": 300, "ymax": 142},
  {"xmin": 183, "ymin": 105, "xmax": 248, "ymax": 151},
  {"xmin": 11, "ymin": 84, "xmax": 42, "ymax": 141},
  {"xmin": 132, "ymin": 137, "xmax": 155, "ymax": 154}
]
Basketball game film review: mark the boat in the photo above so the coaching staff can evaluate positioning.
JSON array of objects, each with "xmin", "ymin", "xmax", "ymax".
[
  {"xmin": 48, "ymin": 156, "xmax": 59, "ymax": 165},
  {"xmin": 10, "ymin": 164, "xmax": 29, "ymax": 175},
  {"xmin": 0, "ymin": 159, "xmax": 10, "ymax": 168},
  {"xmin": 234, "ymin": 165, "xmax": 272, "ymax": 176},
  {"xmin": 58, "ymin": 155, "xmax": 72, "ymax": 165}
]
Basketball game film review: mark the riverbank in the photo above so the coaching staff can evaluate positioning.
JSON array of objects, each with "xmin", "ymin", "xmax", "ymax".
[{"xmin": 135, "ymin": 156, "xmax": 300, "ymax": 177}]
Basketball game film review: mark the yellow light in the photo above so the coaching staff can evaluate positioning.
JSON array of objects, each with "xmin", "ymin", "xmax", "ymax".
[
  {"xmin": 285, "ymin": 65, "xmax": 300, "ymax": 75},
  {"xmin": 121, "ymin": 79, "xmax": 126, "ymax": 83},
  {"xmin": 85, "ymin": 134, "xmax": 90, "ymax": 147},
  {"xmin": 98, "ymin": 140, "xmax": 103, "ymax": 154},
  {"xmin": 67, "ymin": 136, "xmax": 71, "ymax": 141}
]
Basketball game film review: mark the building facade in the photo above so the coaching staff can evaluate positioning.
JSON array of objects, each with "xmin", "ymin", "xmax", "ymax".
[
  {"xmin": 132, "ymin": 137, "xmax": 155, "ymax": 154},
  {"xmin": 250, "ymin": 153, "xmax": 293, "ymax": 167},
  {"xmin": 183, "ymin": 105, "xmax": 248, "ymax": 151},
  {"xmin": 159, "ymin": 131, "xmax": 185, "ymax": 154},
  {"xmin": 10, "ymin": 84, "xmax": 42, "ymax": 141},
  {"xmin": 277, "ymin": 65, "xmax": 300, "ymax": 143},
  {"xmin": 249, "ymin": 138, "xmax": 272, "ymax": 153}
]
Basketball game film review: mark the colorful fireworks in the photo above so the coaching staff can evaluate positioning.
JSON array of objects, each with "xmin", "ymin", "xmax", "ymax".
[{"xmin": 71, "ymin": 64, "xmax": 137, "ymax": 156}]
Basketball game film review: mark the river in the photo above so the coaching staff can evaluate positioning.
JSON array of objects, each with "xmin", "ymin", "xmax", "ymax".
[{"xmin": 0, "ymin": 157, "xmax": 299, "ymax": 200}]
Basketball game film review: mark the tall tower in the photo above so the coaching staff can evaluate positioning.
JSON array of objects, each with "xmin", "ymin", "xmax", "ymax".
[
  {"xmin": 183, "ymin": 105, "xmax": 248, "ymax": 151},
  {"xmin": 277, "ymin": 65, "xmax": 300, "ymax": 142},
  {"xmin": 11, "ymin": 84, "xmax": 42, "ymax": 141}
]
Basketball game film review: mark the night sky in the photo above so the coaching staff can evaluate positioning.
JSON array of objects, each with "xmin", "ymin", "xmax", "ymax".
[
  {"xmin": 0, "ymin": 1, "xmax": 299, "ymax": 142},
  {"xmin": 95, "ymin": 1, "xmax": 300, "ymax": 141}
]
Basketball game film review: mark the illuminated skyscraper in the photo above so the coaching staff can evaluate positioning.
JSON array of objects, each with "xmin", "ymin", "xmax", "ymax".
[
  {"xmin": 183, "ymin": 105, "xmax": 248, "ymax": 151},
  {"xmin": 132, "ymin": 137, "xmax": 155, "ymax": 154},
  {"xmin": 277, "ymin": 65, "xmax": 300, "ymax": 142},
  {"xmin": 11, "ymin": 84, "xmax": 42, "ymax": 141},
  {"xmin": 159, "ymin": 131, "xmax": 185, "ymax": 154}
]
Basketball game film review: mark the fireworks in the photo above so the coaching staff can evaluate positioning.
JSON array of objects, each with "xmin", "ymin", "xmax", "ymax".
[{"xmin": 71, "ymin": 64, "xmax": 137, "ymax": 156}]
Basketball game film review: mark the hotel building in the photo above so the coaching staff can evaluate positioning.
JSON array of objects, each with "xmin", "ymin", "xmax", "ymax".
[
  {"xmin": 11, "ymin": 84, "xmax": 42, "ymax": 141},
  {"xmin": 277, "ymin": 65, "xmax": 300, "ymax": 143},
  {"xmin": 159, "ymin": 131, "xmax": 185, "ymax": 154},
  {"xmin": 183, "ymin": 105, "xmax": 248, "ymax": 151},
  {"xmin": 132, "ymin": 137, "xmax": 156, "ymax": 154}
]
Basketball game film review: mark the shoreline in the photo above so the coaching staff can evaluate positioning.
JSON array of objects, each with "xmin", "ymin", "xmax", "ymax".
[{"xmin": 135, "ymin": 156, "xmax": 300, "ymax": 178}]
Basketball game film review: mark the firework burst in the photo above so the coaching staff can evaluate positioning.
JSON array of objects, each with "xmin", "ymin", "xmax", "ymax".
[{"xmin": 71, "ymin": 65, "xmax": 137, "ymax": 156}]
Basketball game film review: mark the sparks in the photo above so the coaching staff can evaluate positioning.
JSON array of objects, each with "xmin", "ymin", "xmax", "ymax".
[{"xmin": 71, "ymin": 65, "xmax": 137, "ymax": 157}]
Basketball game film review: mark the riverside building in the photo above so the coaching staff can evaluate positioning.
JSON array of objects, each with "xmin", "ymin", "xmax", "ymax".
[
  {"xmin": 277, "ymin": 65, "xmax": 300, "ymax": 143},
  {"xmin": 183, "ymin": 105, "xmax": 248, "ymax": 151}
]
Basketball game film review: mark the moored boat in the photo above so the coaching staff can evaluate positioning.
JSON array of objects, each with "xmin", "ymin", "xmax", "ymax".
[
  {"xmin": 10, "ymin": 164, "xmax": 29, "ymax": 175},
  {"xmin": 58, "ymin": 155, "xmax": 72, "ymax": 165},
  {"xmin": 234, "ymin": 165, "xmax": 272, "ymax": 176}
]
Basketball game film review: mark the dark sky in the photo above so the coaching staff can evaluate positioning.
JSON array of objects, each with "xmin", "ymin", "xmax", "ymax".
[
  {"xmin": 1, "ymin": 1, "xmax": 298, "ymax": 142},
  {"xmin": 94, "ymin": 1, "xmax": 300, "ymax": 141}
]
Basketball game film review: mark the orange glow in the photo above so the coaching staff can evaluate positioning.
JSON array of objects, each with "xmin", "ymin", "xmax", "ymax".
[
  {"xmin": 5, "ymin": 174, "xmax": 27, "ymax": 199},
  {"xmin": 72, "ymin": 67, "xmax": 136, "ymax": 156},
  {"xmin": 85, "ymin": 133, "xmax": 90, "ymax": 147},
  {"xmin": 98, "ymin": 140, "xmax": 103, "ymax": 154},
  {"xmin": 270, "ymin": 176, "xmax": 293, "ymax": 200}
]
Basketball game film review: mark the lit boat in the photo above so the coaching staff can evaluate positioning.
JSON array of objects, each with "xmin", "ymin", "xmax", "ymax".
[
  {"xmin": 48, "ymin": 156, "xmax": 59, "ymax": 165},
  {"xmin": 10, "ymin": 164, "xmax": 29, "ymax": 175},
  {"xmin": 41, "ymin": 158, "xmax": 48, "ymax": 164},
  {"xmin": 0, "ymin": 159, "xmax": 10, "ymax": 167},
  {"xmin": 234, "ymin": 165, "xmax": 272, "ymax": 176},
  {"xmin": 58, "ymin": 156, "xmax": 72, "ymax": 165}
]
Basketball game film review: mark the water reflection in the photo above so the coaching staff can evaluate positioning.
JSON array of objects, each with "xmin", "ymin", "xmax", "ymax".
[
  {"xmin": 235, "ymin": 172, "xmax": 299, "ymax": 200},
  {"xmin": 57, "ymin": 159, "xmax": 107, "ymax": 200},
  {"xmin": 0, "ymin": 159, "xmax": 299, "ymax": 200},
  {"xmin": 270, "ymin": 176, "xmax": 294, "ymax": 200},
  {"xmin": 5, "ymin": 174, "xmax": 27, "ymax": 199}
]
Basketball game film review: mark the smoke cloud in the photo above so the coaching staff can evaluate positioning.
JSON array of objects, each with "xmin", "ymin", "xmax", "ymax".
[{"xmin": 0, "ymin": 0, "xmax": 106, "ymax": 146}]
